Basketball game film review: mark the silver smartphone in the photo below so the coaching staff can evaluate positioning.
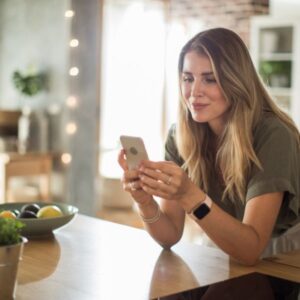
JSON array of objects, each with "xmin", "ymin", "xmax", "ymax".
[{"xmin": 120, "ymin": 135, "xmax": 149, "ymax": 170}]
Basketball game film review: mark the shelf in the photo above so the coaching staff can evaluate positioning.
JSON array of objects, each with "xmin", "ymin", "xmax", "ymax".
[
  {"xmin": 251, "ymin": 16, "xmax": 300, "ymax": 128},
  {"xmin": 259, "ymin": 53, "xmax": 293, "ymax": 61},
  {"xmin": 273, "ymin": 95, "xmax": 291, "ymax": 114},
  {"xmin": 259, "ymin": 60, "xmax": 292, "ymax": 88},
  {"xmin": 267, "ymin": 87, "xmax": 291, "ymax": 96}
]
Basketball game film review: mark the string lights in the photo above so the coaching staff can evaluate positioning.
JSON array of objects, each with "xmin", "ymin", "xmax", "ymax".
[{"xmin": 62, "ymin": 7, "xmax": 79, "ymax": 165}]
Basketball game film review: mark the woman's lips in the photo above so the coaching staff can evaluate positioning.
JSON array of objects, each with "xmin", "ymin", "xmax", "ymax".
[{"xmin": 192, "ymin": 103, "xmax": 209, "ymax": 110}]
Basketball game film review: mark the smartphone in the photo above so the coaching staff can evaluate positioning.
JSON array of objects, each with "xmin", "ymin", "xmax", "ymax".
[{"xmin": 120, "ymin": 135, "xmax": 149, "ymax": 170}]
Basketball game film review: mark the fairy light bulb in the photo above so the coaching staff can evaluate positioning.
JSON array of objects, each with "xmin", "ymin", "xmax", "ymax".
[
  {"xmin": 65, "ymin": 10, "xmax": 74, "ymax": 18},
  {"xmin": 66, "ymin": 96, "xmax": 78, "ymax": 108},
  {"xmin": 61, "ymin": 153, "xmax": 72, "ymax": 164},
  {"xmin": 66, "ymin": 122, "xmax": 77, "ymax": 135},
  {"xmin": 70, "ymin": 39, "xmax": 79, "ymax": 47},
  {"xmin": 69, "ymin": 67, "xmax": 79, "ymax": 76}
]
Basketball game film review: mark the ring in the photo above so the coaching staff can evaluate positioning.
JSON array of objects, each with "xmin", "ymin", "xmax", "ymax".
[
  {"xmin": 129, "ymin": 182, "xmax": 136, "ymax": 191},
  {"xmin": 166, "ymin": 176, "xmax": 172, "ymax": 185}
]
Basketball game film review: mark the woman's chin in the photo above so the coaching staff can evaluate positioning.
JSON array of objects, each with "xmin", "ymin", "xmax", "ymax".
[{"xmin": 191, "ymin": 114, "xmax": 209, "ymax": 123}]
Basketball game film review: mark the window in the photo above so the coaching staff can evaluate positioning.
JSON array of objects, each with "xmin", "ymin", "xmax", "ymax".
[
  {"xmin": 100, "ymin": 0, "xmax": 204, "ymax": 178},
  {"xmin": 100, "ymin": 0, "xmax": 166, "ymax": 177}
]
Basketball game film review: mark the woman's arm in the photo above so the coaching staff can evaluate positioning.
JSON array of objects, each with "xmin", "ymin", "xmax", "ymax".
[
  {"xmin": 137, "ymin": 198, "xmax": 185, "ymax": 248},
  {"xmin": 190, "ymin": 191, "xmax": 283, "ymax": 265},
  {"xmin": 139, "ymin": 160, "xmax": 283, "ymax": 265},
  {"xmin": 118, "ymin": 150, "xmax": 185, "ymax": 247}
]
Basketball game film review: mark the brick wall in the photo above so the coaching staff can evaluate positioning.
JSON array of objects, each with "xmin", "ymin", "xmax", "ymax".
[{"xmin": 168, "ymin": 0, "xmax": 270, "ymax": 47}]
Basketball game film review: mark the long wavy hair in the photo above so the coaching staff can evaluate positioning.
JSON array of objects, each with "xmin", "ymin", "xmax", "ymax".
[{"xmin": 176, "ymin": 27, "xmax": 300, "ymax": 202}]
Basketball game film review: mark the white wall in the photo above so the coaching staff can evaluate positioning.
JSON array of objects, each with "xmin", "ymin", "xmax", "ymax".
[
  {"xmin": 0, "ymin": 0, "xmax": 70, "ymax": 109},
  {"xmin": 270, "ymin": 0, "xmax": 300, "ymax": 17}
]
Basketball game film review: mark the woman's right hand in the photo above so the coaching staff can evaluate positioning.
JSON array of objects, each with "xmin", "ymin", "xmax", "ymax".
[{"xmin": 118, "ymin": 149, "xmax": 153, "ymax": 205}]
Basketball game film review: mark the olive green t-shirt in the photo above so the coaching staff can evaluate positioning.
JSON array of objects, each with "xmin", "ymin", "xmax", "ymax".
[{"xmin": 165, "ymin": 116, "xmax": 300, "ymax": 237}]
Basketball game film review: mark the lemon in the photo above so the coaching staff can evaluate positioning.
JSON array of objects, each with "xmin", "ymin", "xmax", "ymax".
[{"xmin": 37, "ymin": 205, "xmax": 63, "ymax": 218}]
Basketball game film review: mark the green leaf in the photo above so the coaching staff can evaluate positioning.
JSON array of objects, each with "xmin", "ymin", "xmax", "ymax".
[
  {"xmin": 0, "ymin": 218, "xmax": 25, "ymax": 246},
  {"xmin": 12, "ymin": 70, "xmax": 47, "ymax": 97}
]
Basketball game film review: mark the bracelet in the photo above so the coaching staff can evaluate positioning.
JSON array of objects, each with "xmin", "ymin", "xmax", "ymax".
[{"xmin": 140, "ymin": 202, "xmax": 161, "ymax": 224}]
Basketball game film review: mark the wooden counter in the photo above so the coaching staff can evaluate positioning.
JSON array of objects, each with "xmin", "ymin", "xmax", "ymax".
[{"xmin": 17, "ymin": 214, "xmax": 300, "ymax": 299}]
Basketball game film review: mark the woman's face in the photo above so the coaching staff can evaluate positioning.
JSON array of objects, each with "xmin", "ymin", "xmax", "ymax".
[{"xmin": 181, "ymin": 51, "xmax": 230, "ymax": 136}]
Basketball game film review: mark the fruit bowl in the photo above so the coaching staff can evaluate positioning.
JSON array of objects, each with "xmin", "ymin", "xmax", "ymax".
[{"xmin": 0, "ymin": 202, "xmax": 78, "ymax": 237}]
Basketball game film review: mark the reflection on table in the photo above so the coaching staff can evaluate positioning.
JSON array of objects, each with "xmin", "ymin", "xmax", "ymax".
[{"xmin": 18, "ymin": 234, "xmax": 60, "ymax": 284}]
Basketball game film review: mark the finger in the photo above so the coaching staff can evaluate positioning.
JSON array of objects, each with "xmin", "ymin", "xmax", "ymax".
[
  {"xmin": 130, "ymin": 180, "xmax": 143, "ymax": 191},
  {"xmin": 124, "ymin": 179, "xmax": 143, "ymax": 191},
  {"xmin": 139, "ymin": 173, "xmax": 175, "ymax": 194},
  {"xmin": 140, "ymin": 167, "xmax": 173, "ymax": 185},
  {"xmin": 140, "ymin": 182, "xmax": 171, "ymax": 199},
  {"xmin": 140, "ymin": 160, "xmax": 176, "ymax": 175},
  {"xmin": 118, "ymin": 149, "xmax": 129, "ymax": 171},
  {"xmin": 123, "ymin": 182, "xmax": 131, "ymax": 192},
  {"xmin": 121, "ymin": 169, "xmax": 140, "ymax": 183},
  {"xmin": 124, "ymin": 181, "xmax": 134, "ymax": 192}
]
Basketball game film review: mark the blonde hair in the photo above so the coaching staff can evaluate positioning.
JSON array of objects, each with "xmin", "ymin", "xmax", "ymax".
[{"xmin": 176, "ymin": 27, "xmax": 300, "ymax": 202}]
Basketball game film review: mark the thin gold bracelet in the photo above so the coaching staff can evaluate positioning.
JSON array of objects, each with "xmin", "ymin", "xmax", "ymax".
[{"xmin": 140, "ymin": 202, "xmax": 161, "ymax": 224}]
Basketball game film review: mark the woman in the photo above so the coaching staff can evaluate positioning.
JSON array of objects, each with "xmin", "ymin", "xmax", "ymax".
[{"xmin": 118, "ymin": 27, "xmax": 300, "ymax": 265}]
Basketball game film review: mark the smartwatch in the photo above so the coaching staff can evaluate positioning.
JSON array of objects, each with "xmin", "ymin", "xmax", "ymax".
[{"xmin": 188, "ymin": 195, "xmax": 212, "ymax": 221}]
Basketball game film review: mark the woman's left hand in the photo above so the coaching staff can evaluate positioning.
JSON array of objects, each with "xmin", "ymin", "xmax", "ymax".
[{"xmin": 138, "ymin": 160, "xmax": 193, "ymax": 201}]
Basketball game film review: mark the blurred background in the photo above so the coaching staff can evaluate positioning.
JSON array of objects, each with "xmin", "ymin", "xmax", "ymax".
[{"xmin": 0, "ymin": 0, "xmax": 299, "ymax": 231}]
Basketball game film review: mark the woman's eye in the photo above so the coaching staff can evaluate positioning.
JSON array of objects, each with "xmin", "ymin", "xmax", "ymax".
[
  {"xmin": 182, "ymin": 76, "xmax": 193, "ymax": 83},
  {"xmin": 203, "ymin": 77, "xmax": 216, "ymax": 83}
]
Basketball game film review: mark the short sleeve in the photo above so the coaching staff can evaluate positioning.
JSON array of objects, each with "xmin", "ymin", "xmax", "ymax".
[
  {"xmin": 246, "ymin": 117, "xmax": 300, "ymax": 231},
  {"xmin": 164, "ymin": 124, "xmax": 184, "ymax": 167}
]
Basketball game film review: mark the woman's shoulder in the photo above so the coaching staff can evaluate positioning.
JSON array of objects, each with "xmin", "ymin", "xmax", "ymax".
[
  {"xmin": 165, "ymin": 123, "xmax": 177, "ymax": 143},
  {"xmin": 165, "ymin": 123, "xmax": 177, "ymax": 147},
  {"xmin": 168, "ymin": 123, "xmax": 177, "ymax": 135},
  {"xmin": 254, "ymin": 114, "xmax": 298, "ymax": 147},
  {"xmin": 255, "ymin": 114, "xmax": 290, "ymax": 133},
  {"xmin": 165, "ymin": 123, "xmax": 184, "ymax": 165}
]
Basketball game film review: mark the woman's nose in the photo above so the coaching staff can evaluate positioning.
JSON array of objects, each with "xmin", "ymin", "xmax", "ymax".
[{"xmin": 191, "ymin": 80, "xmax": 204, "ymax": 97}]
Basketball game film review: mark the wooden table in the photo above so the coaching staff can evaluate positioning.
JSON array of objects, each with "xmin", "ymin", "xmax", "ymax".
[
  {"xmin": 17, "ymin": 214, "xmax": 300, "ymax": 300},
  {"xmin": 0, "ymin": 152, "xmax": 52, "ymax": 203}
]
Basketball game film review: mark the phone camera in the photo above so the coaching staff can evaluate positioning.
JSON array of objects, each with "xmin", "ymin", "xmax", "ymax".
[{"xmin": 129, "ymin": 147, "xmax": 138, "ymax": 155}]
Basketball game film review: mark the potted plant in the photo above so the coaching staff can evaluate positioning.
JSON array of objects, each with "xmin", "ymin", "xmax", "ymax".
[
  {"xmin": 12, "ymin": 69, "xmax": 47, "ymax": 99},
  {"xmin": 259, "ymin": 60, "xmax": 291, "ymax": 88},
  {"xmin": 0, "ymin": 218, "xmax": 26, "ymax": 300}
]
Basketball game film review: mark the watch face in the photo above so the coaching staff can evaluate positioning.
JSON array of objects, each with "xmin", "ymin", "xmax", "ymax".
[{"xmin": 193, "ymin": 203, "xmax": 210, "ymax": 219}]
